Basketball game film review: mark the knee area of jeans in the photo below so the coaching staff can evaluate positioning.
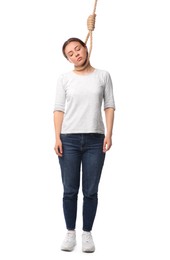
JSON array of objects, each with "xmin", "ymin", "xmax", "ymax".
[
  {"xmin": 83, "ymin": 193, "xmax": 98, "ymax": 200},
  {"xmin": 63, "ymin": 192, "xmax": 78, "ymax": 200}
]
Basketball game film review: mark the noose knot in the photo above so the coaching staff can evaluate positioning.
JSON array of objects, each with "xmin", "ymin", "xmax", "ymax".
[{"xmin": 87, "ymin": 14, "xmax": 96, "ymax": 31}]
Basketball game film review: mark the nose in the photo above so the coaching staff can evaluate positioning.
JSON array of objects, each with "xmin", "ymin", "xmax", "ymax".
[{"xmin": 75, "ymin": 52, "xmax": 79, "ymax": 57}]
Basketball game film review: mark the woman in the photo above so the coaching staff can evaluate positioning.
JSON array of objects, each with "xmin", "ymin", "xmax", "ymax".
[{"xmin": 54, "ymin": 37, "xmax": 115, "ymax": 252}]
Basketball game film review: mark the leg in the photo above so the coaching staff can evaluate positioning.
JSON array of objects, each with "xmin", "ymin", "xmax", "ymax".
[
  {"xmin": 82, "ymin": 134, "xmax": 105, "ymax": 231},
  {"xmin": 59, "ymin": 134, "xmax": 82, "ymax": 230}
]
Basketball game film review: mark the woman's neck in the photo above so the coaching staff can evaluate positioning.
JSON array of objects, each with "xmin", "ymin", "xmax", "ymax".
[{"xmin": 73, "ymin": 64, "xmax": 95, "ymax": 75}]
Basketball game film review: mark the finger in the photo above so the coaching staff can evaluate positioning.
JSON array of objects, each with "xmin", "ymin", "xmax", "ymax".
[
  {"xmin": 106, "ymin": 142, "xmax": 112, "ymax": 151},
  {"xmin": 57, "ymin": 150, "xmax": 63, "ymax": 157},
  {"xmin": 58, "ymin": 152, "xmax": 63, "ymax": 157},
  {"xmin": 59, "ymin": 144, "xmax": 63, "ymax": 154},
  {"xmin": 103, "ymin": 140, "xmax": 107, "ymax": 152},
  {"xmin": 58, "ymin": 144, "xmax": 63, "ymax": 157},
  {"xmin": 54, "ymin": 146, "xmax": 63, "ymax": 157},
  {"xmin": 105, "ymin": 141, "xmax": 109, "ymax": 150}
]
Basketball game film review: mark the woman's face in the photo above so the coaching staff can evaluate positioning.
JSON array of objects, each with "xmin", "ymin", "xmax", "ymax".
[{"xmin": 64, "ymin": 41, "xmax": 87, "ymax": 66}]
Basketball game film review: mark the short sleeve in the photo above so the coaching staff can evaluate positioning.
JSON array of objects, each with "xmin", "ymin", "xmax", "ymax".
[
  {"xmin": 53, "ymin": 74, "xmax": 66, "ymax": 112},
  {"xmin": 103, "ymin": 72, "xmax": 116, "ymax": 110}
]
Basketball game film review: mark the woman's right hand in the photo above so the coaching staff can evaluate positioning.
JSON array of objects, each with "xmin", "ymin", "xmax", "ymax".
[{"xmin": 54, "ymin": 138, "xmax": 63, "ymax": 157}]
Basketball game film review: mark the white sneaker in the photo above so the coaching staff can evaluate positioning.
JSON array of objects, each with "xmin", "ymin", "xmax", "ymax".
[
  {"xmin": 61, "ymin": 230, "xmax": 76, "ymax": 251},
  {"xmin": 82, "ymin": 231, "xmax": 95, "ymax": 253}
]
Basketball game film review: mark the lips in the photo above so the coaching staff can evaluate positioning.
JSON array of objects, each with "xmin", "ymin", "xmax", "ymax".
[{"xmin": 77, "ymin": 57, "xmax": 82, "ymax": 62}]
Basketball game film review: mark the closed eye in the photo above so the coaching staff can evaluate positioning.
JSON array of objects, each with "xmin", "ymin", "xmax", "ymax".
[
  {"xmin": 68, "ymin": 52, "xmax": 73, "ymax": 57},
  {"xmin": 75, "ymin": 46, "xmax": 81, "ymax": 51}
]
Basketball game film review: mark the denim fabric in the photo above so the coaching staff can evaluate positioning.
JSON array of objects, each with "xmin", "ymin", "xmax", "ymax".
[{"xmin": 58, "ymin": 133, "xmax": 105, "ymax": 232}]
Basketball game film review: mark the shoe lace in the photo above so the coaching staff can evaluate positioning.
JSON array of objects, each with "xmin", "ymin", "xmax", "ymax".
[
  {"xmin": 84, "ymin": 233, "xmax": 92, "ymax": 242},
  {"xmin": 65, "ymin": 232, "xmax": 75, "ymax": 242}
]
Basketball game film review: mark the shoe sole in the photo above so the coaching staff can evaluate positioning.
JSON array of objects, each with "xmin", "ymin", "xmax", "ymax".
[
  {"xmin": 61, "ymin": 248, "xmax": 74, "ymax": 252},
  {"xmin": 61, "ymin": 244, "xmax": 76, "ymax": 252},
  {"xmin": 82, "ymin": 247, "xmax": 95, "ymax": 253},
  {"xmin": 82, "ymin": 250, "xmax": 95, "ymax": 253}
]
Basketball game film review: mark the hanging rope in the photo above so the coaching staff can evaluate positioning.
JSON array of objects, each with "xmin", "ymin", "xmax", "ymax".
[{"xmin": 74, "ymin": 0, "xmax": 98, "ymax": 71}]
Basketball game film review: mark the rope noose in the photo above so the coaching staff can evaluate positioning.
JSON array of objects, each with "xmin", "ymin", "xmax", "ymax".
[{"xmin": 74, "ymin": 0, "xmax": 98, "ymax": 71}]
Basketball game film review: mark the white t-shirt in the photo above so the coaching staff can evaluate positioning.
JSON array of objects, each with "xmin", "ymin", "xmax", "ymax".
[{"xmin": 54, "ymin": 69, "xmax": 115, "ymax": 134}]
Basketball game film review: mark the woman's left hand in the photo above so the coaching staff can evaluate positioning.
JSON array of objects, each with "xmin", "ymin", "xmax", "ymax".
[{"xmin": 103, "ymin": 135, "xmax": 112, "ymax": 153}]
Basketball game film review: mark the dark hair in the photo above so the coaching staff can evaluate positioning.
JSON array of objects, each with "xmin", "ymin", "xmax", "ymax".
[{"xmin": 62, "ymin": 37, "xmax": 87, "ymax": 59}]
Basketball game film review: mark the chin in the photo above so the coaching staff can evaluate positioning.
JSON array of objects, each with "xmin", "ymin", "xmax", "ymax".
[{"xmin": 75, "ymin": 59, "xmax": 86, "ymax": 67}]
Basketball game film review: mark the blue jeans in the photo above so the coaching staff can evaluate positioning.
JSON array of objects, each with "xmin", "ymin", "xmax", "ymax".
[{"xmin": 58, "ymin": 133, "xmax": 105, "ymax": 232}]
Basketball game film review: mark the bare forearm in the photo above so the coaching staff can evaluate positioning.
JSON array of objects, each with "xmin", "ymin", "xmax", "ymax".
[
  {"xmin": 104, "ymin": 108, "xmax": 115, "ymax": 137},
  {"xmin": 53, "ymin": 111, "xmax": 64, "ymax": 139}
]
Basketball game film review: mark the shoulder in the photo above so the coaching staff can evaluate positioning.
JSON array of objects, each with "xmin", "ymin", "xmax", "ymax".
[
  {"xmin": 57, "ymin": 71, "xmax": 73, "ymax": 85},
  {"xmin": 95, "ymin": 69, "xmax": 112, "ymax": 82}
]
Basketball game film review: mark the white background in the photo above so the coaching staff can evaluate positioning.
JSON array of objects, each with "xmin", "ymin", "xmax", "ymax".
[{"xmin": 0, "ymin": 0, "xmax": 170, "ymax": 259}]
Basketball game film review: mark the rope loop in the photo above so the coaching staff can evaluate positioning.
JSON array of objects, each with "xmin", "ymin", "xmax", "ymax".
[{"xmin": 74, "ymin": 0, "xmax": 98, "ymax": 71}]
